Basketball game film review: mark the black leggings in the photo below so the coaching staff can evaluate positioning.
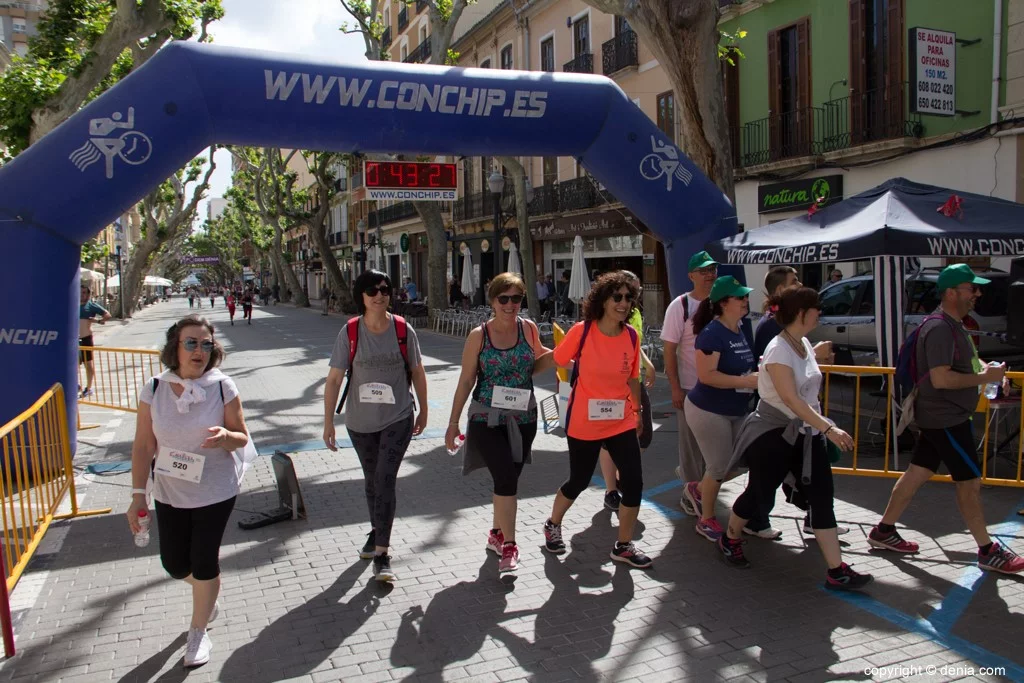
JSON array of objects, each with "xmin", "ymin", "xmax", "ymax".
[
  {"xmin": 561, "ymin": 429, "xmax": 643, "ymax": 507},
  {"xmin": 468, "ymin": 420, "xmax": 538, "ymax": 496},
  {"xmin": 347, "ymin": 414, "xmax": 414, "ymax": 548},
  {"xmin": 155, "ymin": 496, "xmax": 236, "ymax": 581},
  {"xmin": 732, "ymin": 429, "xmax": 837, "ymax": 530}
]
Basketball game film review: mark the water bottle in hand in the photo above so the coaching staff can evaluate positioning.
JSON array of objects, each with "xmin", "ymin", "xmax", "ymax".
[
  {"xmin": 447, "ymin": 434, "xmax": 466, "ymax": 457},
  {"xmin": 984, "ymin": 362, "xmax": 1004, "ymax": 400},
  {"xmin": 134, "ymin": 509, "xmax": 151, "ymax": 548}
]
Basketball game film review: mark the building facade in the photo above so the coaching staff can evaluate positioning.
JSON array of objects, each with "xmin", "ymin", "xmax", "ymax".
[{"xmin": 0, "ymin": 0, "xmax": 46, "ymax": 60}]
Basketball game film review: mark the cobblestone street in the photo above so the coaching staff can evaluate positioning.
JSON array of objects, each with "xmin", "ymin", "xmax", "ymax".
[{"xmin": 2, "ymin": 298, "xmax": 1022, "ymax": 682}]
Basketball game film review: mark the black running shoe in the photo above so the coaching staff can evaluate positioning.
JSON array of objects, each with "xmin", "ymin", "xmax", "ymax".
[
  {"xmin": 543, "ymin": 520, "xmax": 566, "ymax": 554},
  {"xmin": 373, "ymin": 554, "xmax": 395, "ymax": 582},
  {"xmin": 824, "ymin": 562, "xmax": 872, "ymax": 591},
  {"xmin": 359, "ymin": 529, "xmax": 376, "ymax": 559},
  {"xmin": 718, "ymin": 536, "xmax": 751, "ymax": 568},
  {"xmin": 604, "ymin": 490, "xmax": 622, "ymax": 512},
  {"xmin": 610, "ymin": 541, "xmax": 653, "ymax": 569}
]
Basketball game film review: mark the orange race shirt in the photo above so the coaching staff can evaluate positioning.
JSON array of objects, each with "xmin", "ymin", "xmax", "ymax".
[{"xmin": 554, "ymin": 321, "xmax": 640, "ymax": 441}]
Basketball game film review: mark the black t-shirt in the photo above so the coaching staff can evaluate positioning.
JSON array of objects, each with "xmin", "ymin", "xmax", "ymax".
[{"xmin": 753, "ymin": 314, "xmax": 782, "ymax": 362}]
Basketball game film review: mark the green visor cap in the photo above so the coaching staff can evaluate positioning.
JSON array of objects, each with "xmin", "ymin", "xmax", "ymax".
[
  {"xmin": 936, "ymin": 263, "xmax": 990, "ymax": 291},
  {"xmin": 710, "ymin": 276, "xmax": 753, "ymax": 303},
  {"xmin": 688, "ymin": 251, "xmax": 718, "ymax": 272}
]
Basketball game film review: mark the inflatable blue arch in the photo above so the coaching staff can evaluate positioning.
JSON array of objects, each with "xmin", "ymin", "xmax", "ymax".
[{"xmin": 0, "ymin": 42, "xmax": 736, "ymax": 445}]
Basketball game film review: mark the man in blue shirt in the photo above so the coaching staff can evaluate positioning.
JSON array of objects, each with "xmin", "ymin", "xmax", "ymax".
[
  {"xmin": 79, "ymin": 285, "xmax": 111, "ymax": 398},
  {"xmin": 404, "ymin": 277, "xmax": 419, "ymax": 301}
]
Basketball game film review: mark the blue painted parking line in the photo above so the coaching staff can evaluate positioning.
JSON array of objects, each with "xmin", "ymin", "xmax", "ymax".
[{"xmin": 589, "ymin": 476, "xmax": 685, "ymax": 521}]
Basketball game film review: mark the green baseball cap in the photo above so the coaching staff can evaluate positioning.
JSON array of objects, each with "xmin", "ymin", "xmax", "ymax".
[
  {"xmin": 936, "ymin": 263, "xmax": 990, "ymax": 291},
  {"xmin": 710, "ymin": 275, "xmax": 753, "ymax": 303},
  {"xmin": 688, "ymin": 251, "xmax": 718, "ymax": 272}
]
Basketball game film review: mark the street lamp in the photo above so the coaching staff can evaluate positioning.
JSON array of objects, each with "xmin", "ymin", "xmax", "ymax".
[
  {"xmin": 357, "ymin": 218, "xmax": 367, "ymax": 274},
  {"xmin": 115, "ymin": 244, "xmax": 125, "ymax": 319},
  {"xmin": 488, "ymin": 170, "xmax": 505, "ymax": 277}
]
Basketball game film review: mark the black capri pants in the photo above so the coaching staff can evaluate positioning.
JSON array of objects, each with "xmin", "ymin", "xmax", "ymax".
[
  {"xmin": 732, "ymin": 429, "xmax": 837, "ymax": 530},
  {"xmin": 467, "ymin": 420, "xmax": 538, "ymax": 496},
  {"xmin": 561, "ymin": 429, "xmax": 643, "ymax": 507},
  {"xmin": 155, "ymin": 496, "xmax": 236, "ymax": 581}
]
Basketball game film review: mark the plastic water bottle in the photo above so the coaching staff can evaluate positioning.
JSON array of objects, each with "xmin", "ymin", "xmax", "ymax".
[
  {"xmin": 447, "ymin": 434, "xmax": 466, "ymax": 457},
  {"xmin": 984, "ymin": 362, "xmax": 1003, "ymax": 400},
  {"xmin": 134, "ymin": 509, "xmax": 151, "ymax": 548}
]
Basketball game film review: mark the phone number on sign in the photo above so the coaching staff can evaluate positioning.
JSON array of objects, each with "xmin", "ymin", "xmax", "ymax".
[{"xmin": 865, "ymin": 665, "xmax": 1005, "ymax": 679}]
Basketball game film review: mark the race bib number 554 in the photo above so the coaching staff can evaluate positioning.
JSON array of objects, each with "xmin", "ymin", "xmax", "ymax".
[{"xmin": 588, "ymin": 399, "xmax": 625, "ymax": 421}]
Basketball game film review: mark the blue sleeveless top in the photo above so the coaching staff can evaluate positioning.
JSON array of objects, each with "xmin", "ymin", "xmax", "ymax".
[{"xmin": 470, "ymin": 319, "xmax": 537, "ymax": 425}]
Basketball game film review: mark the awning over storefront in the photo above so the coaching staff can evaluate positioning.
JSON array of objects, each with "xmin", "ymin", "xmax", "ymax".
[{"xmin": 530, "ymin": 208, "xmax": 644, "ymax": 241}]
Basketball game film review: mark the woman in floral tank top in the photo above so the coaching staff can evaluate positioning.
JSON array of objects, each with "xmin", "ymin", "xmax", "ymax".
[{"xmin": 447, "ymin": 273, "xmax": 552, "ymax": 576}]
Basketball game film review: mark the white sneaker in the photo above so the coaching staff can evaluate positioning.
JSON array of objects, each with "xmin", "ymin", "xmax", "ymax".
[
  {"xmin": 184, "ymin": 628, "xmax": 212, "ymax": 668},
  {"xmin": 743, "ymin": 525, "xmax": 783, "ymax": 540},
  {"xmin": 208, "ymin": 600, "xmax": 220, "ymax": 624}
]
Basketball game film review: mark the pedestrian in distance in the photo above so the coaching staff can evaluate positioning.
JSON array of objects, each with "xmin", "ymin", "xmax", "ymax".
[
  {"xmin": 241, "ymin": 288, "xmax": 254, "ymax": 325},
  {"xmin": 868, "ymin": 264, "xmax": 1023, "ymax": 574},
  {"xmin": 187, "ymin": 289, "xmax": 195, "ymax": 309},
  {"xmin": 545, "ymin": 271, "xmax": 652, "ymax": 569},
  {"xmin": 127, "ymin": 315, "xmax": 255, "ymax": 667},
  {"xmin": 226, "ymin": 292, "xmax": 236, "ymax": 326},
  {"xmin": 598, "ymin": 271, "xmax": 656, "ymax": 513},
  {"xmin": 272, "ymin": 282, "xmax": 280, "ymax": 305},
  {"xmin": 79, "ymin": 284, "xmax": 111, "ymax": 398},
  {"xmin": 683, "ymin": 276, "xmax": 758, "ymax": 542},
  {"xmin": 717, "ymin": 287, "xmax": 872, "ymax": 591},
  {"xmin": 323, "ymin": 269, "xmax": 428, "ymax": 582},
  {"xmin": 446, "ymin": 273, "xmax": 553, "ymax": 576},
  {"xmin": 209, "ymin": 291, "xmax": 215, "ymax": 308}
]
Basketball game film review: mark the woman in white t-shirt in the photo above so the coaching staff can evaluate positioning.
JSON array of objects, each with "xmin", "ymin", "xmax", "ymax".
[
  {"xmin": 717, "ymin": 287, "xmax": 872, "ymax": 592},
  {"xmin": 127, "ymin": 315, "xmax": 251, "ymax": 668}
]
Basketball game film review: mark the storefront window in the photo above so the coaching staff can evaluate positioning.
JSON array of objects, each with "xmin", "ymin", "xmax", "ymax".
[{"xmin": 550, "ymin": 234, "xmax": 642, "ymax": 254}]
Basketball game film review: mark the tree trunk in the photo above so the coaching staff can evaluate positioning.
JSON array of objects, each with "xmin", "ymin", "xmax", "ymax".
[
  {"xmin": 270, "ymin": 221, "xmax": 308, "ymax": 306},
  {"xmin": 581, "ymin": 0, "xmax": 734, "ymax": 201},
  {"xmin": 307, "ymin": 212, "xmax": 355, "ymax": 312},
  {"xmin": 496, "ymin": 156, "xmax": 539, "ymax": 320},
  {"xmin": 114, "ymin": 230, "xmax": 160, "ymax": 318},
  {"xmin": 415, "ymin": 202, "xmax": 450, "ymax": 323}
]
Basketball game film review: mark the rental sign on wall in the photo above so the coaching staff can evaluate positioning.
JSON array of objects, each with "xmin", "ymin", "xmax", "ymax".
[{"xmin": 910, "ymin": 27, "xmax": 956, "ymax": 117}]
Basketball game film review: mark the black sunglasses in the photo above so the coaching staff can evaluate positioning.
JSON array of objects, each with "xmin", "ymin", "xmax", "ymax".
[
  {"xmin": 611, "ymin": 292, "xmax": 636, "ymax": 303},
  {"xmin": 364, "ymin": 284, "xmax": 391, "ymax": 297},
  {"xmin": 496, "ymin": 294, "xmax": 524, "ymax": 305},
  {"xmin": 181, "ymin": 338, "xmax": 215, "ymax": 354}
]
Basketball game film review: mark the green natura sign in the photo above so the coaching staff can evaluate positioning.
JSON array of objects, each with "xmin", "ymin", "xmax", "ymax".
[{"xmin": 757, "ymin": 175, "xmax": 843, "ymax": 214}]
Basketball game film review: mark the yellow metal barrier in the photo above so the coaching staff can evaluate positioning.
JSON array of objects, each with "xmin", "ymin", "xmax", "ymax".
[
  {"xmin": 77, "ymin": 346, "xmax": 163, "ymax": 414},
  {"xmin": 820, "ymin": 365, "xmax": 1024, "ymax": 487},
  {"xmin": 0, "ymin": 384, "xmax": 111, "ymax": 594}
]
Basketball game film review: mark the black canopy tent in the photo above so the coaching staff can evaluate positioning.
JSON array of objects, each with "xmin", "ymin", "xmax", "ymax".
[{"xmin": 705, "ymin": 177, "xmax": 1024, "ymax": 366}]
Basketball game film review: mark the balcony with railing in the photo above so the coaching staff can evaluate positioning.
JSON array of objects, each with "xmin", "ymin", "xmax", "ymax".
[
  {"xmin": 398, "ymin": 6, "xmax": 408, "ymax": 31},
  {"xmin": 454, "ymin": 177, "xmax": 615, "ymax": 224},
  {"xmin": 563, "ymin": 53, "xmax": 594, "ymax": 74},
  {"xmin": 602, "ymin": 31, "xmax": 638, "ymax": 76},
  {"xmin": 404, "ymin": 37, "xmax": 431, "ymax": 64},
  {"xmin": 738, "ymin": 82, "xmax": 923, "ymax": 168},
  {"xmin": 369, "ymin": 201, "xmax": 418, "ymax": 226},
  {"xmin": 381, "ymin": 26, "xmax": 392, "ymax": 49}
]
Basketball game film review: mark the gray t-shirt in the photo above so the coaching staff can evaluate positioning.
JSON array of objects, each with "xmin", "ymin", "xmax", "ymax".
[
  {"xmin": 329, "ymin": 316, "xmax": 422, "ymax": 433},
  {"xmin": 914, "ymin": 312, "xmax": 979, "ymax": 429},
  {"xmin": 140, "ymin": 376, "xmax": 241, "ymax": 509}
]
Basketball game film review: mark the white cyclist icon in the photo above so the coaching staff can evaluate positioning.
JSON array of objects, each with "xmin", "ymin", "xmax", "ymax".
[
  {"xmin": 69, "ymin": 107, "xmax": 152, "ymax": 179},
  {"xmin": 639, "ymin": 136, "xmax": 693, "ymax": 192}
]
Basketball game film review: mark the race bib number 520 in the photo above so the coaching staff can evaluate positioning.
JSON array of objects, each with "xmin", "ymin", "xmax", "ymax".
[{"xmin": 154, "ymin": 446, "xmax": 206, "ymax": 484}]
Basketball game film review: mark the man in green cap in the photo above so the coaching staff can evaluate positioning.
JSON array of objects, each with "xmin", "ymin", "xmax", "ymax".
[
  {"xmin": 661, "ymin": 251, "xmax": 717, "ymax": 514},
  {"xmin": 869, "ymin": 264, "xmax": 1022, "ymax": 574}
]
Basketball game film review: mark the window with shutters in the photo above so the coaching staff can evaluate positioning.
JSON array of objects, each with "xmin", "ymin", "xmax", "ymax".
[
  {"xmin": 543, "ymin": 157, "xmax": 558, "ymax": 186},
  {"xmin": 849, "ymin": 0, "xmax": 906, "ymax": 144},
  {"xmin": 479, "ymin": 58, "xmax": 491, "ymax": 69},
  {"xmin": 500, "ymin": 45, "xmax": 513, "ymax": 70},
  {"xmin": 656, "ymin": 91, "xmax": 675, "ymax": 144},
  {"xmin": 573, "ymin": 17, "xmax": 590, "ymax": 56},
  {"xmin": 767, "ymin": 18, "xmax": 811, "ymax": 160},
  {"xmin": 540, "ymin": 37, "xmax": 555, "ymax": 72}
]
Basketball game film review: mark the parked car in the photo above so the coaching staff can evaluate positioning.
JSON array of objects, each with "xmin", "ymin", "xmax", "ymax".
[{"xmin": 809, "ymin": 269, "xmax": 1016, "ymax": 361}]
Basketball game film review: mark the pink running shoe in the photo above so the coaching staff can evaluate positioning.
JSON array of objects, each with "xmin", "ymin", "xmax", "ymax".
[
  {"xmin": 499, "ymin": 543, "xmax": 519, "ymax": 574},
  {"xmin": 696, "ymin": 517, "xmax": 724, "ymax": 542},
  {"xmin": 978, "ymin": 542, "xmax": 1024, "ymax": 575},
  {"xmin": 486, "ymin": 529, "xmax": 504, "ymax": 555},
  {"xmin": 868, "ymin": 526, "xmax": 920, "ymax": 554},
  {"xmin": 683, "ymin": 481, "xmax": 703, "ymax": 516}
]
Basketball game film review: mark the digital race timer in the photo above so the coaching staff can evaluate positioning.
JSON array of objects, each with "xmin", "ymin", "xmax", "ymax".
[{"xmin": 363, "ymin": 161, "xmax": 458, "ymax": 201}]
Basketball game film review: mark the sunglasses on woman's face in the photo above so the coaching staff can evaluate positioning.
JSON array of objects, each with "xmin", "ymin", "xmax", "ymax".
[
  {"xmin": 496, "ymin": 294, "xmax": 524, "ymax": 305},
  {"xmin": 181, "ymin": 338, "xmax": 214, "ymax": 354},
  {"xmin": 364, "ymin": 284, "xmax": 391, "ymax": 297},
  {"xmin": 610, "ymin": 292, "xmax": 636, "ymax": 303}
]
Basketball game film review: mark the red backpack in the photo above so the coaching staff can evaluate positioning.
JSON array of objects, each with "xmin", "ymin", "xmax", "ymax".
[{"xmin": 335, "ymin": 315, "xmax": 411, "ymax": 414}]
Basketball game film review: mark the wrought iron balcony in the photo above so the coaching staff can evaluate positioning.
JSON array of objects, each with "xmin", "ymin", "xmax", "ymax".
[
  {"xmin": 398, "ymin": 6, "xmax": 408, "ymax": 31},
  {"xmin": 563, "ymin": 53, "xmax": 594, "ymax": 74},
  {"xmin": 404, "ymin": 37, "xmax": 432, "ymax": 64},
  {"xmin": 381, "ymin": 26, "xmax": 392, "ymax": 49},
  {"xmin": 740, "ymin": 107, "xmax": 821, "ymax": 167},
  {"xmin": 454, "ymin": 187, "xmax": 515, "ymax": 223},
  {"xmin": 369, "ymin": 201, "xmax": 418, "ymax": 226},
  {"xmin": 602, "ymin": 31, "xmax": 638, "ymax": 76}
]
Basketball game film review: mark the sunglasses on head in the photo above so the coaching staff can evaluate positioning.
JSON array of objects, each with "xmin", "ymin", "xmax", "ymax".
[
  {"xmin": 181, "ymin": 338, "xmax": 215, "ymax": 354},
  {"xmin": 364, "ymin": 284, "xmax": 391, "ymax": 297},
  {"xmin": 496, "ymin": 294, "xmax": 524, "ymax": 305},
  {"xmin": 611, "ymin": 292, "xmax": 636, "ymax": 303}
]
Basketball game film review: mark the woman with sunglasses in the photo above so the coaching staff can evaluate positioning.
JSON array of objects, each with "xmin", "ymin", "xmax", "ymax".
[
  {"xmin": 682, "ymin": 276, "xmax": 758, "ymax": 542},
  {"xmin": 545, "ymin": 271, "xmax": 652, "ymax": 569},
  {"xmin": 323, "ymin": 269, "xmax": 428, "ymax": 583},
  {"xmin": 718, "ymin": 287, "xmax": 871, "ymax": 591},
  {"xmin": 446, "ymin": 273, "xmax": 550, "ymax": 576},
  {"xmin": 127, "ymin": 315, "xmax": 251, "ymax": 668}
]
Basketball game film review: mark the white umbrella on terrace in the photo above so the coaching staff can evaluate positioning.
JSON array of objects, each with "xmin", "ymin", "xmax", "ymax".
[
  {"xmin": 506, "ymin": 241, "xmax": 521, "ymax": 277},
  {"xmin": 567, "ymin": 235, "xmax": 591, "ymax": 316},
  {"xmin": 80, "ymin": 267, "xmax": 104, "ymax": 283},
  {"xmin": 460, "ymin": 248, "xmax": 476, "ymax": 298}
]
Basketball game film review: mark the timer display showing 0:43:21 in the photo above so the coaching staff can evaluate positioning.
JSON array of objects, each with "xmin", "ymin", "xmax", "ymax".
[{"xmin": 364, "ymin": 161, "xmax": 458, "ymax": 190}]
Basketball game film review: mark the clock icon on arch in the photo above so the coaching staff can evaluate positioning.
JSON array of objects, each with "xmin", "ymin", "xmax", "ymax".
[{"xmin": 117, "ymin": 131, "xmax": 153, "ymax": 165}]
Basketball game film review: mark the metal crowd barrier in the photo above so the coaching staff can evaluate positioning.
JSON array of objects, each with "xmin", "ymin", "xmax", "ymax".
[
  {"xmin": 820, "ymin": 366, "xmax": 1024, "ymax": 487},
  {"xmin": 77, "ymin": 346, "xmax": 163, "ymax": 414},
  {"xmin": 0, "ymin": 384, "xmax": 112, "ymax": 656}
]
